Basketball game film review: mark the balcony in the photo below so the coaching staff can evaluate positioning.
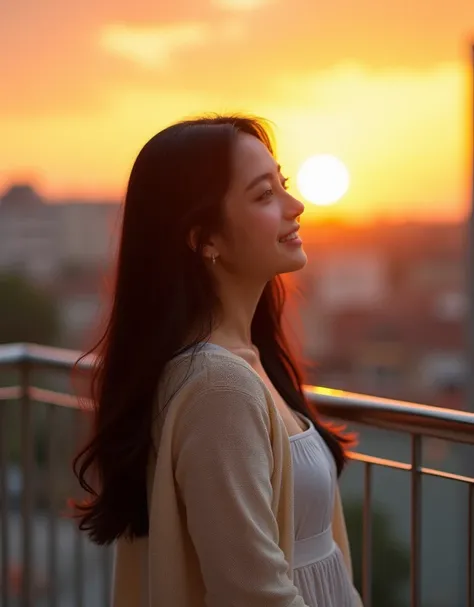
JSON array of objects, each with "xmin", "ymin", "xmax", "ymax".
[{"xmin": 1, "ymin": 343, "xmax": 473, "ymax": 607}]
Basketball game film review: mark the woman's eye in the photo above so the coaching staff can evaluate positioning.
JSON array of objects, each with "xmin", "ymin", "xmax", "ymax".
[
  {"xmin": 257, "ymin": 188, "xmax": 273, "ymax": 201},
  {"xmin": 257, "ymin": 177, "xmax": 289, "ymax": 201}
]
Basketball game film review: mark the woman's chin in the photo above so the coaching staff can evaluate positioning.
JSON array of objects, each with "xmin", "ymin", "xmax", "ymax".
[{"xmin": 278, "ymin": 249, "xmax": 308, "ymax": 274}]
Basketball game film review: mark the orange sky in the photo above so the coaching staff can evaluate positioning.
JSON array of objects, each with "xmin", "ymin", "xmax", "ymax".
[{"xmin": 1, "ymin": 0, "xmax": 473, "ymax": 223}]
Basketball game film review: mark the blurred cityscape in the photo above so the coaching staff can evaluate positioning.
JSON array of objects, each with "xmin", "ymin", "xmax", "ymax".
[{"xmin": 0, "ymin": 181, "xmax": 467, "ymax": 409}]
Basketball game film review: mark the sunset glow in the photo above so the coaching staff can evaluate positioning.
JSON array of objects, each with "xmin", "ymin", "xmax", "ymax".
[{"xmin": 1, "ymin": 0, "xmax": 472, "ymax": 223}]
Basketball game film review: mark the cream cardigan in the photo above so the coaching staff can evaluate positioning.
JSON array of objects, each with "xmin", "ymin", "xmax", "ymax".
[{"xmin": 113, "ymin": 347, "xmax": 319, "ymax": 606}]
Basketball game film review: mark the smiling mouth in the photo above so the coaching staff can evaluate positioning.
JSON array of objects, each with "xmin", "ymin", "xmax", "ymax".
[{"xmin": 278, "ymin": 231, "xmax": 299, "ymax": 243}]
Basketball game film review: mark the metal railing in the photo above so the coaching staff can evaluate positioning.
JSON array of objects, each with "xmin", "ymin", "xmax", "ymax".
[
  {"xmin": 1, "ymin": 343, "xmax": 473, "ymax": 607},
  {"xmin": 306, "ymin": 385, "xmax": 474, "ymax": 607}
]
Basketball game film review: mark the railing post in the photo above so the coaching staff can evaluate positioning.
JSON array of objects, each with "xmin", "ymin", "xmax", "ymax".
[
  {"xmin": 0, "ymin": 399, "xmax": 9, "ymax": 607},
  {"xmin": 468, "ymin": 484, "xmax": 473, "ymax": 607},
  {"xmin": 410, "ymin": 435, "xmax": 422, "ymax": 607},
  {"xmin": 47, "ymin": 406, "xmax": 58, "ymax": 607},
  {"xmin": 20, "ymin": 362, "xmax": 33, "ymax": 607},
  {"xmin": 74, "ymin": 409, "xmax": 85, "ymax": 607},
  {"xmin": 362, "ymin": 462, "xmax": 373, "ymax": 607},
  {"xmin": 102, "ymin": 547, "xmax": 113, "ymax": 607}
]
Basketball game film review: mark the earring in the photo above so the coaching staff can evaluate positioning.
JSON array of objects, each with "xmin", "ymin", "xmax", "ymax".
[{"xmin": 211, "ymin": 254, "xmax": 217, "ymax": 265}]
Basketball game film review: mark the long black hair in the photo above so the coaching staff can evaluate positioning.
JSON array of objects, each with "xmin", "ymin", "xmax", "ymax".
[{"xmin": 73, "ymin": 114, "xmax": 349, "ymax": 546}]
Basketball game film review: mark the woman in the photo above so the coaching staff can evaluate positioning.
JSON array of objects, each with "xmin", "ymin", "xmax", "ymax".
[{"xmin": 73, "ymin": 115, "xmax": 362, "ymax": 607}]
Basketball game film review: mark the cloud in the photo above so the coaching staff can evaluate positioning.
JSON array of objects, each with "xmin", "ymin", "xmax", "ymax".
[
  {"xmin": 99, "ymin": 18, "xmax": 247, "ymax": 69},
  {"xmin": 99, "ymin": 22, "xmax": 209, "ymax": 69}
]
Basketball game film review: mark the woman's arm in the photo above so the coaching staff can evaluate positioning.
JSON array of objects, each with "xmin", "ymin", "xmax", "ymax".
[{"xmin": 173, "ymin": 381, "xmax": 309, "ymax": 607}]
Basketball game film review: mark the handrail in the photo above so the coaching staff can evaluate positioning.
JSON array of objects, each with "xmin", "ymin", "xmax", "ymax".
[
  {"xmin": 1, "ymin": 343, "xmax": 474, "ymax": 444},
  {"xmin": 0, "ymin": 342, "xmax": 92, "ymax": 370},
  {"xmin": 306, "ymin": 386, "xmax": 474, "ymax": 445}
]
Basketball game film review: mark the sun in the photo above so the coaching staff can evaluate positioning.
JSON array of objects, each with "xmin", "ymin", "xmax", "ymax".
[{"xmin": 296, "ymin": 155, "xmax": 350, "ymax": 206}]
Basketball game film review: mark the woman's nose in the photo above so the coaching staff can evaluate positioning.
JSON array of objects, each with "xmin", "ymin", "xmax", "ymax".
[{"xmin": 284, "ymin": 193, "xmax": 305, "ymax": 218}]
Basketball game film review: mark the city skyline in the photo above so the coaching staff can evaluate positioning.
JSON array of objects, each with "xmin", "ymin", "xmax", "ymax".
[{"xmin": 1, "ymin": 0, "xmax": 473, "ymax": 223}]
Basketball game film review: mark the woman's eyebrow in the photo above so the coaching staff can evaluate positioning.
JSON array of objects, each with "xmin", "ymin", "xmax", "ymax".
[{"xmin": 245, "ymin": 164, "xmax": 281, "ymax": 192}]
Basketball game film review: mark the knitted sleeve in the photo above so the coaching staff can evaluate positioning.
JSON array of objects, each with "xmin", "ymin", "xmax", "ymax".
[{"xmin": 173, "ymin": 368, "xmax": 308, "ymax": 607}]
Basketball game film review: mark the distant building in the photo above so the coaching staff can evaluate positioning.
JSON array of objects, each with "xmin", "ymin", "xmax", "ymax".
[
  {"xmin": 316, "ymin": 251, "xmax": 388, "ymax": 312},
  {"xmin": 0, "ymin": 183, "xmax": 121, "ymax": 347},
  {"xmin": 52, "ymin": 269, "xmax": 104, "ymax": 349},
  {"xmin": 0, "ymin": 184, "xmax": 121, "ymax": 282},
  {"xmin": 55, "ymin": 201, "xmax": 121, "ymax": 268},
  {"xmin": 0, "ymin": 184, "xmax": 59, "ymax": 281}
]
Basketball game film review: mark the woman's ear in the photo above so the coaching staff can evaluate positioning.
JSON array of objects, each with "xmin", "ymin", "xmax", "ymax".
[
  {"xmin": 187, "ymin": 227, "xmax": 199, "ymax": 253},
  {"xmin": 187, "ymin": 227, "xmax": 219, "ymax": 262}
]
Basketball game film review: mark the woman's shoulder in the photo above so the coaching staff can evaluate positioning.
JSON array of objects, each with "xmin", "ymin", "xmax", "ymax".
[
  {"xmin": 164, "ymin": 343, "xmax": 267, "ymax": 399},
  {"xmin": 154, "ymin": 344, "xmax": 273, "ymax": 443}
]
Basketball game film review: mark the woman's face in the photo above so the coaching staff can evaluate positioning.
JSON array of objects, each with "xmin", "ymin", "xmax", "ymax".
[{"xmin": 212, "ymin": 132, "xmax": 307, "ymax": 281}]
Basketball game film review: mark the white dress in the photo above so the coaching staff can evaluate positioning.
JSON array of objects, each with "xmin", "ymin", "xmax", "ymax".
[{"xmin": 291, "ymin": 413, "xmax": 358, "ymax": 606}]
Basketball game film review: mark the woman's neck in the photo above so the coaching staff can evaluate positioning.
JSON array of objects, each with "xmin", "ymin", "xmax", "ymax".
[{"xmin": 210, "ymin": 277, "xmax": 265, "ymax": 350}]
